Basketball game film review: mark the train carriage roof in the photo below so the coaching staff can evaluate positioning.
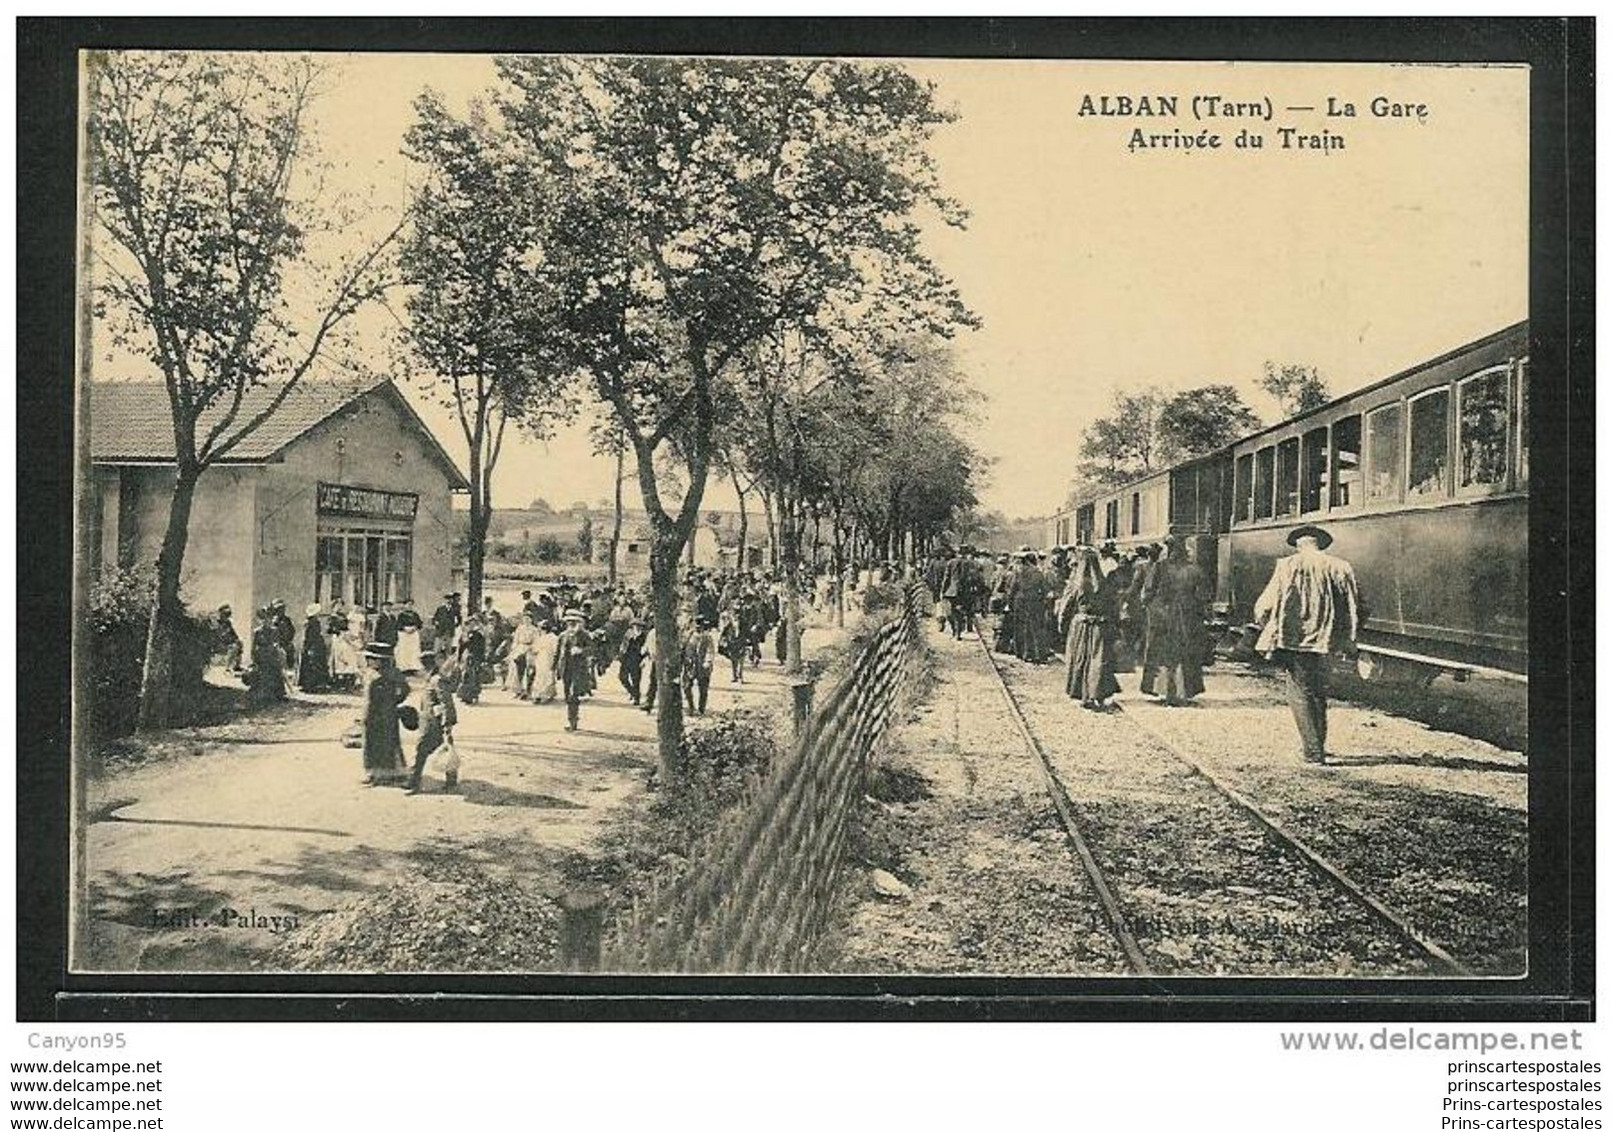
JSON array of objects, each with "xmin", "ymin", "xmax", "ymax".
[{"xmin": 1056, "ymin": 320, "xmax": 1527, "ymax": 519}]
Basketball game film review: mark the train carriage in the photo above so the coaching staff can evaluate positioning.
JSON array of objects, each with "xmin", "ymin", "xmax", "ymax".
[
  {"xmin": 1050, "ymin": 451, "xmax": 1234, "ymax": 597},
  {"xmin": 1218, "ymin": 322, "xmax": 1528, "ymax": 678},
  {"xmin": 1052, "ymin": 321, "xmax": 1528, "ymax": 682}
]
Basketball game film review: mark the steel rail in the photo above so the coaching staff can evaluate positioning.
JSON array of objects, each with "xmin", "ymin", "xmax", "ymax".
[
  {"xmin": 1112, "ymin": 700, "xmax": 1476, "ymax": 978},
  {"xmin": 972, "ymin": 633, "xmax": 1153, "ymax": 976}
]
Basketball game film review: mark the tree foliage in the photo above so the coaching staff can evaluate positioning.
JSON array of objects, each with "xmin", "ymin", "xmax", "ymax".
[
  {"xmin": 1158, "ymin": 383, "xmax": 1261, "ymax": 457},
  {"xmin": 401, "ymin": 90, "xmax": 576, "ymax": 608},
  {"xmin": 1074, "ymin": 383, "xmax": 1262, "ymax": 492},
  {"xmin": 1261, "ymin": 362, "xmax": 1331, "ymax": 418},
  {"xmin": 88, "ymin": 51, "xmax": 402, "ymax": 728},
  {"xmin": 1074, "ymin": 387, "xmax": 1170, "ymax": 489},
  {"xmin": 476, "ymin": 56, "xmax": 974, "ymax": 770}
]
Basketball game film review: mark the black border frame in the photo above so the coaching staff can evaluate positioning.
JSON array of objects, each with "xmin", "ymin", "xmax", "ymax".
[{"xmin": 17, "ymin": 16, "xmax": 1594, "ymax": 1022}]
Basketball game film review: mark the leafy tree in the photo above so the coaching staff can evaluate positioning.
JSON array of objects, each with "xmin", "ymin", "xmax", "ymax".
[
  {"xmin": 1074, "ymin": 387, "xmax": 1171, "ymax": 489},
  {"xmin": 88, "ymin": 51, "xmax": 404, "ymax": 729},
  {"xmin": 1158, "ymin": 384, "xmax": 1262, "ymax": 457},
  {"xmin": 1261, "ymin": 362, "xmax": 1331, "ymax": 418},
  {"xmin": 1074, "ymin": 383, "xmax": 1261, "ymax": 495},
  {"xmin": 400, "ymin": 91, "xmax": 575, "ymax": 611},
  {"xmin": 496, "ymin": 56, "xmax": 972, "ymax": 772}
]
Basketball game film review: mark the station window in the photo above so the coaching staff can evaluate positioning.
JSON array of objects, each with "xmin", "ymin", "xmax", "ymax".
[
  {"xmin": 383, "ymin": 535, "xmax": 411, "ymax": 603},
  {"xmin": 1275, "ymin": 437, "xmax": 1300, "ymax": 517},
  {"xmin": 1455, "ymin": 366, "xmax": 1511, "ymax": 491},
  {"xmin": 1253, "ymin": 446, "xmax": 1275, "ymax": 520},
  {"xmin": 1406, "ymin": 387, "xmax": 1451, "ymax": 498},
  {"xmin": 1130, "ymin": 492, "xmax": 1141, "ymax": 535},
  {"xmin": 1233, "ymin": 454, "xmax": 1253, "ymax": 523},
  {"xmin": 1104, "ymin": 499, "xmax": 1119, "ymax": 540},
  {"xmin": 1299, "ymin": 426, "xmax": 1328, "ymax": 514},
  {"xmin": 315, "ymin": 535, "xmax": 343, "ymax": 606},
  {"xmin": 1515, "ymin": 358, "xmax": 1529, "ymax": 487},
  {"xmin": 1364, "ymin": 403, "xmax": 1403, "ymax": 503},
  {"xmin": 1330, "ymin": 415, "xmax": 1361, "ymax": 508},
  {"xmin": 318, "ymin": 529, "xmax": 413, "ymax": 608}
]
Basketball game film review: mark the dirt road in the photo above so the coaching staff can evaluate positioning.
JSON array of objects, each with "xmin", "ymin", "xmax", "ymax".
[{"xmin": 80, "ymin": 644, "xmax": 820, "ymax": 973}]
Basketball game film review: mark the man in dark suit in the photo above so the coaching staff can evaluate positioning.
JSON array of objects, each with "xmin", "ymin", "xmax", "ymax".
[
  {"xmin": 555, "ymin": 609, "xmax": 596, "ymax": 731},
  {"xmin": 373, "ymin": 601, "xmax": 399, "ymax": 647}
]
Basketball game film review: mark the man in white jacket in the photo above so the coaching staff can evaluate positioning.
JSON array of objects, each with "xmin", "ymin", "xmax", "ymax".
[{"xmin": 1253, "ymin": 524, "xmax": 1363, "ymax": 765}]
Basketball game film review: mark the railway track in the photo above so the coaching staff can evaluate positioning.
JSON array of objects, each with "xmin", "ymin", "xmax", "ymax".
[{"xmin": 973, "ymin": 632, "xmax": 1475, "ymax": 978}]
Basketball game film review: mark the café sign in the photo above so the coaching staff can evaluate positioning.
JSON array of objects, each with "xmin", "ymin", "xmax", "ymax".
[{"xmin": 317, "ymin": 482, "xmax": 419, "ymax": 521}]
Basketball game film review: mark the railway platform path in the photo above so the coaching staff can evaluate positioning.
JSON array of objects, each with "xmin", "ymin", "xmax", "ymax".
[
  {"xmin": 79, "ymin": 626, "xmax": 843, "ymax": 974},
  {"xmin": 828, "ymin": 623, "xmax": 1526, "ymax": 977}
]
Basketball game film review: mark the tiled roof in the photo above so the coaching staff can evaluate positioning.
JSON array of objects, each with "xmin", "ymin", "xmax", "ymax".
[
  {"xmin": 88, "ymin": 378, "xmax": 471, "ymax": 490},
  {"xmin": 89, "ymin": 378, "xmax": 381, "ymax": 463}
]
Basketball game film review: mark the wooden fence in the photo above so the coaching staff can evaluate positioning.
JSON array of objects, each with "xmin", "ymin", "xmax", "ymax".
[{"xmin": 599, "ymin": 584, "xmax": 924, "ymax": 972}]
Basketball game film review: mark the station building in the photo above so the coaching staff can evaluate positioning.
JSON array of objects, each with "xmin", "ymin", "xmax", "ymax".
[{"xmin": 88, "ymin": 379, "xmax": 469, "ymax": 625}]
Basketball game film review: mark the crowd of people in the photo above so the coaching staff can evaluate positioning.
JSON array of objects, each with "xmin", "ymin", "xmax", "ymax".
[
  {"xmin": 202, "ymin": 523, "xmax": 1361, "ymax": 787},
  {"xmin": 210, "ymin": 565, "xmax": 866, "ymax": 792},
  {"xmin": 919, "ymin": 523, "xmax": 1363, "ymax": 763},
  {"xmin": 922, "ymin": 536, "xmax": 1215, "ymax": 711}
]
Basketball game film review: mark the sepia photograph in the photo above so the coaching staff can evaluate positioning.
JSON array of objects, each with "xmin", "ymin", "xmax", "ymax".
[{"xmin": 51, "ymin": 32, "xmax": 1551, "ymax": 994}]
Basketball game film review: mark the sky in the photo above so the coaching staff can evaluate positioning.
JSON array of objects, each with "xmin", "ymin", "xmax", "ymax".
[{"xmin": 91, "ymin": 53, "xmax": 1529, "ymax": 520}]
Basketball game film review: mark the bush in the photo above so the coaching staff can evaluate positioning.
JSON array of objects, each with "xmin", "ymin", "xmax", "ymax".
[
  {"xmin": 672, "ymin": 708, "xmax": 780, "ymax": 813},
  {"xmin": 858, "ymin": 580, "xmax": 905, "ymax": 615},
  {"xmin": 86, "ymin": 567, "xmax": 217, "ymax": 743}
]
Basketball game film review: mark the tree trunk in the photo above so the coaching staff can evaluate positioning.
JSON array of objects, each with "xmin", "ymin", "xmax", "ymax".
[
  {"xmin": 608, "ymin": 442, "xmax": 624, "ymax": 585},
  {"xmin": 759, "ymin": 487, "xmax": 778, "ymax": 569},
  {"xmin": 648, "ymin": 532, "xmax": 685, "ymax": 779},
  {"xmin": 782, "ymin": 499, "xmax": 804, "ymax": 674},
  {"xmin": 463, "ymin": 433, "xmax": 490, "ymax": 611},
  {"xmin": 466, "ymin": 499, "xmax": 489, "ymax": 613},
  {"xmin": 137, "ymin": 465, "xmax": 200, "ymax": 731},
  {"xmin": 734, "ymin": 478, "xmax": 749, "ymax": 572},
  {"xmin": 831, "ymin": 505, "xmax": 846, "ymax": 630}
]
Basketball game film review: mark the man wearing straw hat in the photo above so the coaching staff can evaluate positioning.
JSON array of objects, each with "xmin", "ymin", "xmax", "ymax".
[
  {"xmin": 1253, "ymin": 523, "xmax": 1363, "ymax": 765},
  {"xmin": 555, "ymin": 609, "xmax": 596, "ymax": 732},
  {"xmin": 360, "ymin": 640, "xmax": 411, "ymax": 786}
]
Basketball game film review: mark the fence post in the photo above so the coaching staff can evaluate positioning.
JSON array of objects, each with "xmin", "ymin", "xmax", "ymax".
[
  {"xmin": 788, "ymin": 675, "xmax": 816, "ymax": 738},
  {"xmin": 559, "ymin": 888, "xmax": 606, "ymax": 971}
]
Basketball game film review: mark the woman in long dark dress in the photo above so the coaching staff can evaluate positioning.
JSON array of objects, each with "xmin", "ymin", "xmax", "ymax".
[
  {"xmin": 1059, "ymin": 547, "xmax": 1121, "ymax": 709},
  {"xmin": 1139, "ymin": 535, "xmax": 1208, "ymax": 705},
  {"xmin": 298, "ymin": 603, "xmax": 329, "ymax": 692},
  {"xmin": 457, "ymin": 617, "xmax": 486, "ymax": 705},
  {"xmin": 361, "ymin": 641, "xmax": 410, "ymax": 784},
  {"xmin": 248, "ymin": 607, "xmax": 286, "ymax": 707}
]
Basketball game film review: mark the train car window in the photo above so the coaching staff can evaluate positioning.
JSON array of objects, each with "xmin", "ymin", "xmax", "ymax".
[
  {"xmin": 1406, "ymin": 387, "xmax": 1451, "ymax": 498},
  {"xmin": 1456, "ymin": 366, "xmax": 1511, "ymax": 491},
  {"xmin": 1130, "ymin": 492, "xmax": 1141, "ymax": 535},
  {"xmin": 1275, "ymin": 437, "xmax": 1300, "ymax": 516},
  {"xmin": 1364, "ymin": 403, "xmax": 1403, "ymax": 503},
  {"xmin": 1515, "ymin": 358, "xmax": 1529, "ymax": 486},
  {"xmin": 1300, "ymin": 426, "xmax": 1328, "ymax": 513},
  {"xmin": 1233, "ymin": 454, "xmax": 1253, "ymax": 523},
  {"xmin": 1253, "ymin": 446, "xmax": 1275, "ymax": 520},
  {"xmin": 1330, "ymin": 415, "xmax": 1361, "ymax": 508}
]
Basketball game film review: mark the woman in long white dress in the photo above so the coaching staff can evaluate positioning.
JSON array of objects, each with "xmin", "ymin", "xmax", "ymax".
[
  {"xmin": 395, "ymin": 599, "xmax": 424, "ymax": 673},
  {"xmin": 528, "ymin": 620, "xmax": 560, "ymax": 704},
  {"xmin": 327, "ymin": 599, "xmax": 363, "ymax": 689}
]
